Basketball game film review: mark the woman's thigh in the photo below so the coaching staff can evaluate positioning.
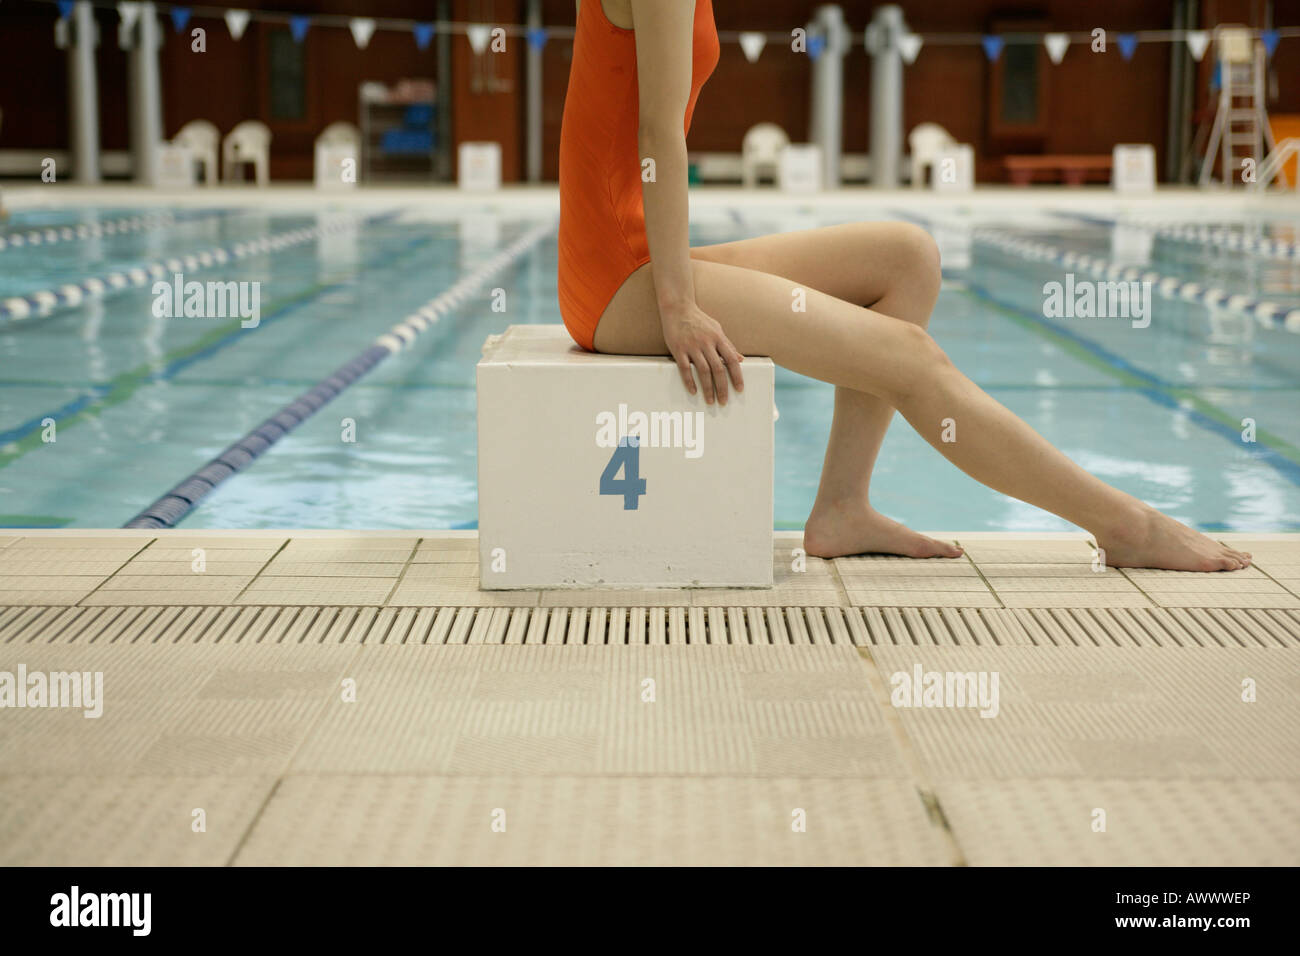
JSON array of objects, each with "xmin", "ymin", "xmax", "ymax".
[
  {"xmin": 592, "ymin": 256, "xmax": 938, "ymax": 406},
  {"xmin": 688, "ymin": 220, "xmax": 938, "ymax": 309}
]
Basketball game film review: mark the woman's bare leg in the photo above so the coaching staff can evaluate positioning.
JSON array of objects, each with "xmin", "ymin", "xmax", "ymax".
[
  {"xmin": 691, "ymin": 222, "xmax": 959, "ymax": 557},
  {"xmin": 595, "ymin": 255, "xmax": 1251, "ymax": 572}
]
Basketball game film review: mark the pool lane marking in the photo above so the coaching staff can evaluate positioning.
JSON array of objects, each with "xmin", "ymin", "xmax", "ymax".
[
  {"xmin": 0, "ymin": 208, "xmax": 242, "ymax": 255},
  {"xmin": 0, "ymin": 226, "xmax": 441, "ymax": 465},
  {"xmin": 955, "ymin": 278, "xmax": 1300, "ymax": 488},
  {"xmin": 0, "ymin": 210, "xmax": 398, "ymax": 323},
  {"xmin": 123, "ymin": 219, "xmax": 556, "ymax": 529},
  {"xmin": 891, "ymin": 207, "xmax": 1300, "ymax": 334},
  {"xmin": 1054, "ymin": 210, "xmax": 1300, "ymax": 261},
  {"xmin": 969, "ymin": 227, "xmax": 1300, "ymax": 333}
]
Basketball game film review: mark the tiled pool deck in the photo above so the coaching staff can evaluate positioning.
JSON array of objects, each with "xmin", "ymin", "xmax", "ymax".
[{"xmin": 1, "ymin": 530, "xmax": 1297, "ymax": 865}]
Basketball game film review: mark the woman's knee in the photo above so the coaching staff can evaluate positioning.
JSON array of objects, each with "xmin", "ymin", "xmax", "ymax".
[
  {"xmin": 878, "ymin": 320, "xmax": 952, "ymax": 404},
  {"xmin": 895, "ymin": 222, "xmax": 942, "ymax": 288}
]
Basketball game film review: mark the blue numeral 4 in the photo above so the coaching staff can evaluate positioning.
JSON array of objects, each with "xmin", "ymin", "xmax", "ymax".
[{"xmin": 600, "ymin": 436, "xmax": 647, "ymax": 510}]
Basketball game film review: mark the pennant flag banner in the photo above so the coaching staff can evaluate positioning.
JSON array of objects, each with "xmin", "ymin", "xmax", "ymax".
[
  {"xmin": 56, "ymin": 0, "xmax": 74, "ymax": 19},
  {"xmin": 1043, "ymin": 32, "xmax": 1069, "ymax": 64},
  {"xmin": 225, "ymin": 9, "xmax": 250, "ymax": 41},
  {"xmin": 414, "ymin": 21, "xmax": 434, "ymax": 50},
  {"xmin": 169, "ymin": 7, "xmax": 190, "ymax": 33},
  {"xmin": 349, "ymin": 17, "xmax": 375, "ymax": 49},
  {"xmin": 1117, "ymin": 33, "xmax": 1138, "ymax": 60},
  {"xmin": 527, "ymin": 27, "xmax": 548, "ymax": 51},
  {"xmin": 116, "ymin": 2, "xmax": 141, "ymax": 32},
  {"xmin": 981, "ymin": 35, "xmax": 1003, "ymax": 61},
  {"xmin": 807, "ymin": 33, "xmax": 826, "ymax": 60},
  {"xmin": 738, "ymin": 31, "xmax": 766, "ymax": 63},
  {"xmin": 1262, "ymin": 29, "xmax": 1279, "ymax": 58},
  {"xmin": 898, "ymin": 32, "xmax": 922, "ymax": 64},
  {"xmin": 1185, "ymin": 30, "xmax": 1210, "ymax": 61},
  {"xmin": 467, "ymin": 23, "xmax": 491, "ymax": 54},
  {"xmin": 290, "ymin": 14, "xmax": 310, "ymax": 43}
]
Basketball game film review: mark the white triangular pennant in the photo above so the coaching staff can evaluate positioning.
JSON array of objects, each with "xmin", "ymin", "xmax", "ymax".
[
  {"xmin": 1044, "ymin": 33, "xmax": 1069, "ymax": 64},
  {"xmin": 738, "ymin": 31, "xmax": 766, "ymax": 63},
  {"xmin": 349, "ymin": 17, "xmax": 375, "ymax": 49},
  {"xmin": 1185, "ymin": 30, "xmax": 1210, "ymax": 61},
  {"xmin": 224, "ymin": 9, "xmax": 250, "ymax": 41},
  {"xmin": 898, "ymin": 33, "xmax": 922, "ymax": 64},
  {"xmin": 467, "ymin": 23, "xmax": 491, "ymax": 54}
]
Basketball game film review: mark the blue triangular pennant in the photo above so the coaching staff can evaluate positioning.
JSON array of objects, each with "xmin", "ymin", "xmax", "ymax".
[
  {"xmin": 290, "ymin": 15, "xmax": 310, "ymax": 43},
  {"xmin": 981, "ymin": 35, "xmax": 1003, "ymax": 61},
  {"xmin": 1117, "ymin": 33, "xmax": 1138, "ymax": 60},
  {"xmin": 807, "ymin": 33, "xmax": 825, "ymax": 60},
  {"xmin": 56, "ymin": 0, "xmax": 74, "ymax": 19},
  {"xmin": 169, "ymin": 7, "xmax": 190, "ymax": 32},
  {"xmin": 1262, "ymin": 29, "xmax": 1279, "ymax": 58},
  {"xmin": 527, "ymin": 27, "xmax": 548, "ymax": 51},
  {"xmin": 414, "ymin": 22, "xmax": 434, "ymax": 50}
]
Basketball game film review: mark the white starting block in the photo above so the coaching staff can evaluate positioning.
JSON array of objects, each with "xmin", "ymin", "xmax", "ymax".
[
  {"xmin": 1113, "ymin": 144, "xmax": 1157, "ymax": 192},
  {"xmin": 778, "ymin": 144, "xmax": 824, "ymax": 193},
  {"xmin": 477, "ymin": 326, "xmax": 774, "ymax": 589},
  {"xmin": 931, "ymin": 145, "xmax": 975, "ymax": 192},
  {"xmin": 155, "ymin": 144, "xmax": 197, "ymax": 188},
  {"xmin": 315, "ymin": 143, "xmax": 358, "ymax": 189},
  {"xmin": 459, "ymin": 141, "xmax": 503, "ymax": 191}
]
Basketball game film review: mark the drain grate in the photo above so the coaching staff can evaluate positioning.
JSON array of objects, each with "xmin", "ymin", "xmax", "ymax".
[{"xmin": 1, "ymin": 605, "xmax": 1296, "ymax": 648}]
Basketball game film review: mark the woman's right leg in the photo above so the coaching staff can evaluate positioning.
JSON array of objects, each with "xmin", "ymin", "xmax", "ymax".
[{"xmin": 595, "ymin": 258, "xmax": 1251, "ymax": 571}]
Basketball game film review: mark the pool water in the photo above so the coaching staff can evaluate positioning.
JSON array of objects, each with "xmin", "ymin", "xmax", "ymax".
[{"xmin": 1, "ymin": 198, "xmax": 1298, "ymax": 532}]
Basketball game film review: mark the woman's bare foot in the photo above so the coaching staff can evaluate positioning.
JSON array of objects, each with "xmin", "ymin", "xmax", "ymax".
[
  {"xmin": 804, "ymin": 500, "xmax": 963, "ymax": 559},
  {"xmin": 1096, "ymin": 506, "xmax": 1251, "ymax": 572}
]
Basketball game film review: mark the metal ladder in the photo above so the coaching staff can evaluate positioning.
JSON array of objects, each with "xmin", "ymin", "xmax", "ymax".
[{"xmin": 1199, "ymin": 26, "xmax": 1276, "ymax": 187}]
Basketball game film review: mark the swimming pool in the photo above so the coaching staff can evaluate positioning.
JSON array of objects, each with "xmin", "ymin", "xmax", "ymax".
[{"xmin": 1, "ymin": 194, "xmax": 1298, "ymax": 532}]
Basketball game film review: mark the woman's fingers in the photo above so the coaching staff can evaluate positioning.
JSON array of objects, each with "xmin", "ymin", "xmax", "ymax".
[
  {"xmin": 720, "ymin": 337, "xmax": 745, "ymax": 393},
  {"xmin": 690, "ymin": 349, "xmax": 717, "ymax": 404},
  {"xmin": 673, "ymin": 350, "xmax": 697, "ymax": 395},
  {"xmin": 705, "ymin": 347, "xmax": 729, "ymax": 405}
]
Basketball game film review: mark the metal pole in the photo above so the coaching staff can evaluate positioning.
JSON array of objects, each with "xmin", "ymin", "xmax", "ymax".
[
  {"xmin": 68, "ymin": 1, "xmax": 101, "ymax": 183},
  {"xmin": 809, "ymin": 5, "xmax": 847, "ymax": 189},
  {"xmin": 128, "ymin": 3, "xmax": 163, "ymax": 184},
  {"xmin": 866, "ymin": 4, "xmax": 905, "ymax": 188},
  {"xmin": 437, "ymin": 0, "xmax": 453, "ymax": 181},
  {"xmin": 526, "ymin": 0, "xmax": 543, "ymax": 183}
]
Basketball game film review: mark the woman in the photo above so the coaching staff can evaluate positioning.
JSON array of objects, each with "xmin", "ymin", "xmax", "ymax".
[{"xmin": 557, "ymin": 0, "xmax": 1249, "ymax": 572}]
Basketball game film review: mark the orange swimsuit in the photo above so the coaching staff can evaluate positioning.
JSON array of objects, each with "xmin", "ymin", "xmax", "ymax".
[{"xmin": 557, "ymin": 0, "xmax": 719, "ymax": 351}]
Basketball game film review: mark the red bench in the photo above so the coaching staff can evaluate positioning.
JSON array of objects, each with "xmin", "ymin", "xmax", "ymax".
[{"xmin": 1004, "ymin": 155, "xmax": 1114, "ymax": 186}]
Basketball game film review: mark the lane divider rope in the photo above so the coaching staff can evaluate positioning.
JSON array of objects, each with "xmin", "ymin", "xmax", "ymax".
[
  {"xmin": 122, "ymin": 218, "xmax": 556, "ymax": 529},
  {"xmin": 1057, "ymin": 211, "xmax": 1300, "ymax": 261},
  {"xmin": 970, "ymin": 227, "xmax": 1300, "ymax": 333},
  {"xmin": 0, "ymin": 211, "xmax": 178, "ymax": 252},
  {"xmin": 0, "ymin": 212, "xmax": 390, "ymax": 324}
]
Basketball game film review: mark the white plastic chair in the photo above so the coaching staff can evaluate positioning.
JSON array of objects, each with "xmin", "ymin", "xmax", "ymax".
[
  {"xmin": 222, "ymin": 121, "xmax": 272, "ymax": 186},
  {"xmin": 741, "ymin": 123, "xmax": 790, "ymax": 187},
  {"xmin": 908, "ymin": 122, "xmax": 957, "ymax": 188},
  {"xmin": 173, "ymin": 119, "xmax": 219, "ymax": 185}
]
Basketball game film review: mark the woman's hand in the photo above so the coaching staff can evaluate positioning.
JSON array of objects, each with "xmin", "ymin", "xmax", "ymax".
[{"xmin": 661, "ymin": 303, "xmax": 745, "ymax": 405}]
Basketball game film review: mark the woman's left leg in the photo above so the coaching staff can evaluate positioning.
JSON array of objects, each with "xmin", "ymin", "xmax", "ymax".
[{"xmin": 692, "ymin": 221, "xmax": 961, "ymax": 558}]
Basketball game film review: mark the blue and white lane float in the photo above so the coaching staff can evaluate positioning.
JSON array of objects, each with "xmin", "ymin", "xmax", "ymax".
[
  {"xmin": 0, "ymin": 211, "xmax": 179, "ymax": 253},
  {"xmin": 0, "ymin": 213, "xmax": 379, "ymax": 323},
  {"xmin": 972, "ymin": 227, "xmax": 1300, "ymax": 333},
  {"xmin": 123, "ymin": 219, "xmax": 557, "ymax": 529},
  {"xmin": 1057, "ymin": 211, "xmax": 1300, "ymax": 261}
]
